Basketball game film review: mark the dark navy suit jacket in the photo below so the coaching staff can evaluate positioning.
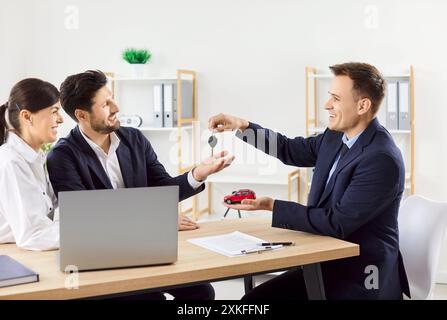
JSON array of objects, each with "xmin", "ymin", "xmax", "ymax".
[
  {"xmin": 47, "ymin": 126, "xmax": 204, "ymax": 201},
  {"xmin": 237, "ymin": 118, "xmax": 410, "ymax": 299}
]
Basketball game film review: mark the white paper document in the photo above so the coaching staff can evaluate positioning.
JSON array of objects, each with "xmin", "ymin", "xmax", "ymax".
[{"xmin": 188, "ymin": 231, "xmax": 282, "ymax": 257}]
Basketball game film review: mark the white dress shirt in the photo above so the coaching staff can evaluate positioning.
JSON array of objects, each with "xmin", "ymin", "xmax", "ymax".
[
  {"xmin": 325, "ymin": 130, "xmax": 364, "ymax": 185},
  {"xmin": 0, "ymin": 132, "xmax": 59, "ymax": 251},
  {"xmin": 80, "ymin": 130, "xmax": 125, "ymax": 189},
  {"xmin": 79, "ymin": 129, "xmax": 204, "ymax": 190}
]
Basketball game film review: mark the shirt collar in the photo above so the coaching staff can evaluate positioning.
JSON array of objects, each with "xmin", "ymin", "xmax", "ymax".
[
  {"xmin": 79, "ymin": 128, "xmax": 121, "ymax": 156},
  {"xmin": 6, "ymin": 132, "xmax": 45, "ymax": 164},
  {"xmin": 342, "ymin": 130, "xmax": 364, "ymax": 149}
]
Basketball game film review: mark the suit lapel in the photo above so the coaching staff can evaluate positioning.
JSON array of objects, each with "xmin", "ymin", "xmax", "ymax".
[
  {"xmin": 317, "ymin": 142, "xmax": 363, "ymax": 206},
  {"xmin": 73, "ymin": 126, "xmax": 113, "ymax": 189},
  {"xmin": 316, "ymin": 118, "xmax": 380, "ymax": 207},
  {"xmin": 308, "ymin": 137, "xmax": 342, "ymax": 206},
  {"xmin": 116, "ymin": 141, "xmax": 134, "ymax": 188}
]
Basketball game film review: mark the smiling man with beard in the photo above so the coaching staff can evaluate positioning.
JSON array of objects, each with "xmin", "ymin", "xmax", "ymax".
[{"xmin": 47, "ymin": 70, "xmax": 234, "ymax": 300}]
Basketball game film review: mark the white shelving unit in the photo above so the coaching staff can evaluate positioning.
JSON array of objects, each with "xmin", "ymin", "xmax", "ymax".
[{"xmin": 106, "ymin": 70, "xmax": 208, "ymax": 219}]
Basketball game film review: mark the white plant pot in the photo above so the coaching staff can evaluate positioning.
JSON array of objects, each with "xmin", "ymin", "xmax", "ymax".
[{"xmin": 130, "ymin": 63, "xmax": 147, "ymax": 78}]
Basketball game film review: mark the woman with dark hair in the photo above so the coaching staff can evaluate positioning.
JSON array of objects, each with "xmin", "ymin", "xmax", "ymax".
[{"xmin": 0, "ymin": 78, "xmax": 64, "ymax": 250}]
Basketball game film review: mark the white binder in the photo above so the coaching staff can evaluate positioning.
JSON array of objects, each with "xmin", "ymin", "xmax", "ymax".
[
  {"xmin": 152, "ymin": 84, "xmax": 163, "ymax": 127},
  {"xmin": 162, "ymin": 82, "xmax": 193, "ymax": 127},
  {"xmin": 163, "ymin": 84, "xmax": 174, "ymax": 127},
  {"xmin": 398, "ymin": 81, "xmax": 410, "ymax": 130},
  {"xmin": 386, "ymin": 82, "xmax": 398, "ymax": 130},
  {"xmin": 179, "ymin": 81, "xmax": 194, "ymax": 119},
  {"xmin": 376, "ymin": 99, "xmax": 388, "ymax": 127}
]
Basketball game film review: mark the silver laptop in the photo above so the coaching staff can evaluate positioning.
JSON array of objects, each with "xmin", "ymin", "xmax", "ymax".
[{"xmin": 58, "ymin": 186, "xmax": 179, "ymax": 272}]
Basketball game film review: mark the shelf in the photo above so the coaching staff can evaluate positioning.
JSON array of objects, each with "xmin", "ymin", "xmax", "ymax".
[
  {"xmin": 388, "ymin": 129, "xmax": 411, "ymax": 134},
  {"xmin": 309, "ymin": 127, "xmax": 326, "ymax": 134},
  {"xmin": 137, "ymin": 125, "xmax": 192, "ymax": 132}
]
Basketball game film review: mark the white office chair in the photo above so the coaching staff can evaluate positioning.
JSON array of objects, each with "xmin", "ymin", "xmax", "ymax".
[{"xmin": 398, "ymin": 195, "xmax": 447, "ymax": 299}]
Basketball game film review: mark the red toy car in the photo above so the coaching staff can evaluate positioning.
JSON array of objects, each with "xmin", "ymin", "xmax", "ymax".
[{"xmin": 224, "ymin": 189, "xmax": 256, "ymax": 204}]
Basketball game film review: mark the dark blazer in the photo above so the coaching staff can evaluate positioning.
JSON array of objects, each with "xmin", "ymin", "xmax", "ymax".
[
  {"xmin": 237, "ymin": 118, "xmax": 410, "ymax": 300},
  {"xmin": 47, "ymin": 126, "xmax": 204, "ymax": 201}
]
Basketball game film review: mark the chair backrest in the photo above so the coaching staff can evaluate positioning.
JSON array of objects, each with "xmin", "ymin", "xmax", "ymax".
[{"xmin": 398, "ymin": 195, "xmax": 447, "ymax": 299}]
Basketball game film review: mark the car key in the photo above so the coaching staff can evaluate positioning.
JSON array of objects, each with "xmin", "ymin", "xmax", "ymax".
[{"xmin": 208, "ymin": 133, "xmax": 217, "ymax": 156}]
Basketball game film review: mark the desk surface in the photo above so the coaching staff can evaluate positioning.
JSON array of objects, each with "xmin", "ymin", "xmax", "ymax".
[{"xmin": 0, "ymin": 217, "xmax": 359, "ymax": 299}]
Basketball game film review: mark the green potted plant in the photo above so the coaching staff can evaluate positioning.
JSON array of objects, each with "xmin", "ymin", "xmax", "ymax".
[
  {"xmin": 122, "ymin": 48, "xmax": 152, "ymax": 78},
  {"xmin": 41, "ymin": 143, "xmax": 53, "ymax": 170},
  {"xmin": 41, "ymin": 143, "xmax": 53, "ymax": 154}
]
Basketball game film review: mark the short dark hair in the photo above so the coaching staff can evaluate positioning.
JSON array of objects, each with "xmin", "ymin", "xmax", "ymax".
[
  {"xmin": 59, "ymin": 70, "xmax": 107, "ymax": 122},
  {"xmin": 0, "ymin": 78, "xmax": 59, "ymax": 145},
  {"xmin": 329, "ymin": 62, "xmax": 386, "ymax": 116}
]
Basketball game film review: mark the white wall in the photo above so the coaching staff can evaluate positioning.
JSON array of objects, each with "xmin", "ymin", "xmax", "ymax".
[
  {"xmin": 0, "ymin": 0, "xmax": 28, "ymax": 99},
  {"xmin": 2, "ymin": 0, "xmax": 447, "ymax": 277}
]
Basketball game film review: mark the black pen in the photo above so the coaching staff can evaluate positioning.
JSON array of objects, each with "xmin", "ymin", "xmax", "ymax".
[{"xmin": 257, "ymin": 242, "xmax": 295, "ymax": 246}]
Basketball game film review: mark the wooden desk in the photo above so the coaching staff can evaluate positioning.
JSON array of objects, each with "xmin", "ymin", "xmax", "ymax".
[{"xmin": 0, "ymin": 217, "xmax": 359, "ymax": 300}]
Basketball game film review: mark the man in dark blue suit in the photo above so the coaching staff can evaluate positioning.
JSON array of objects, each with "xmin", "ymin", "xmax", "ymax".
[
  {"xmin": 209, "ymin": 62, "xmax": 410, "ymax": 300},
  {"xmin": 47, "ymin": 70, "xmax": 234, "ymax": 300}
]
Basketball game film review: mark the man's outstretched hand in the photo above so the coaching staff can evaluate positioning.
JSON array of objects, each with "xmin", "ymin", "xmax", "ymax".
[
  {"xmin": 223, "ymin": 196, "xmax": 275, "ymax": 212},
  {"xmin": 192, "ymin": 151, "xmax": 235, "ymax": 181}
]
